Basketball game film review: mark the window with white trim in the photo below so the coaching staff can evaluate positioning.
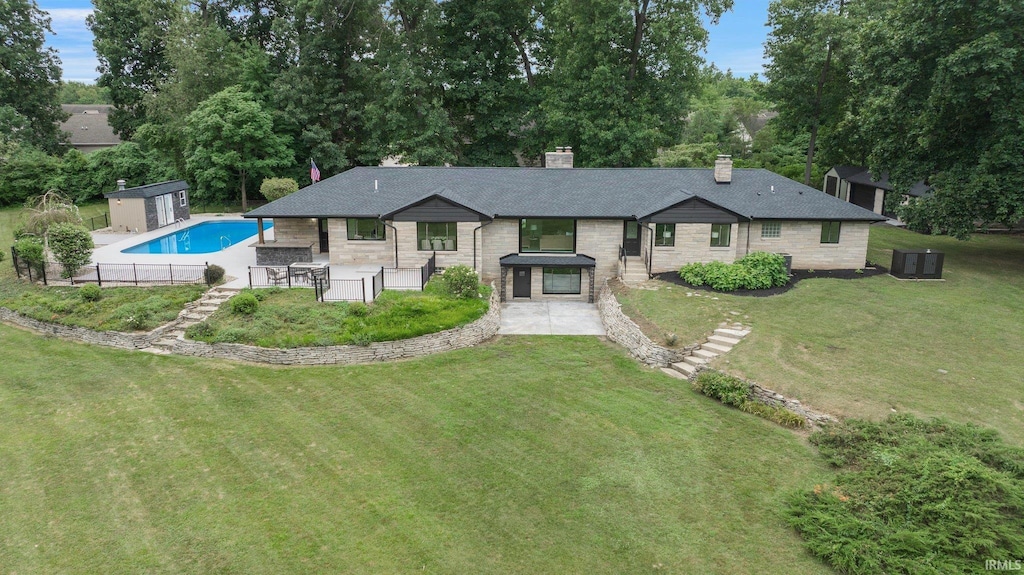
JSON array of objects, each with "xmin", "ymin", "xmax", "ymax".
[
  {"xmin": 710, "ymin": 223, "xmax": 731, "ymax": 247},
  {"xmin": 179, "ymin": 191, "xmax": 187, "ymax": 207}
]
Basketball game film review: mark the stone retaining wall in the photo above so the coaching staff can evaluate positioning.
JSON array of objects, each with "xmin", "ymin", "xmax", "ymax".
[
  {"xmin": 597, "ymin": 280, "xmax": 693, "ymax": 366},
  {"xmin": 170, "ymin": 287, "xmax": 500, "ymax": 365},
  {"xmin": 748, "ymin": 382, "xmax": 839, "ymax": 427},
  {"xmin": 0, "ymin": 302, "xmax": 196, "ymax": 350}
]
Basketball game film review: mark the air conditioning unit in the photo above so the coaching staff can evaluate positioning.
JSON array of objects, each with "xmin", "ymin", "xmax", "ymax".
[
  {"xmin": 777, "ymin": 253, "xmax": 793, "ymax": 274},
  {"xmin": 891, "ymin": 249, "xmax": 944, "ymax": 279}
]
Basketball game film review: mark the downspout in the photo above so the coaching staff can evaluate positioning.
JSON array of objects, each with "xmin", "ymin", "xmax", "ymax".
[
  {"xmin": 379, "ymin": 218, "xmax": 398, "ymax": 268},
  {"xmin": 745, "ymin": 218, "xmax": 752, "ymax": 257},
  {"xmin": 473, "ymin": 218, "xmax": 495, "ymax": 274},
  {"xmin": 647, "ymin": 221, "xmax": 654, "ymax": 276}
]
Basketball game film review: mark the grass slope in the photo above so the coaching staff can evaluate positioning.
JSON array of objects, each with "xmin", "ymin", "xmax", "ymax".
[
  {"xmin": 617, "ymin": 226, "xmax": 1024, "ymax": 445},
  {"xmin": 0, "ymin": 328, "xmax": 833, "ymax": 574}
]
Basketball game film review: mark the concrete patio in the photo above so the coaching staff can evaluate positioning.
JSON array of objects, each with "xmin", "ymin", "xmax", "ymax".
[{"xmin": 498, "ymin": 301, "xmax": 606, "ymax": 335}]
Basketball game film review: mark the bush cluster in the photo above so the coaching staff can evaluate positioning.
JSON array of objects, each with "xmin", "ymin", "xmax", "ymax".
[
  {"xmin": 47, "ymin": 223, "xmax": 94, "ymax": 278},
  {"xmin": 693, "ymin": 371, "xmax": 805, "ymax": 429},
  {"xmin": 79, "ymin": 284, "xmax": 102, "ymax": 302},
  {"xmin": 204, "ymin": 264, "xmax": 225, "ymax": 285},
  {"xmin": 440, "ymin": 265, "xmax": 480, "ymax": 299},
  {"xmin": 678, "ymin": 251, "xmax": 789, "ymax": 291},
  {"xmin": 786, "ymin": 415, "xmax": 1024, "ymax": 574},
  {"xmin": 259, "ymin": 177, "xmax": 299, "ymax": 201}
]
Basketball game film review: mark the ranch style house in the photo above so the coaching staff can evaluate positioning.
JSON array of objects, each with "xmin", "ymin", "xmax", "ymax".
[{"xmin": 245, "ymin": 151, "xmax": 884, "ymax": 302}]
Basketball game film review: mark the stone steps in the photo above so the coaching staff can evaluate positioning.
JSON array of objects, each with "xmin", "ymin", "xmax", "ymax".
[
  {"xmin": 663, "ymin": 322, "xmax": 751, "ymax": 381},
  {"xmin": 141, "ymin": 286, "xmax": 239, "ymax": 354}
]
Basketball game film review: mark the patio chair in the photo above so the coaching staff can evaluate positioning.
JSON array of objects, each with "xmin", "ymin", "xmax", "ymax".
[{"xmin": 267, "ymin": 267, "xmax": 288, "ymax": 285}]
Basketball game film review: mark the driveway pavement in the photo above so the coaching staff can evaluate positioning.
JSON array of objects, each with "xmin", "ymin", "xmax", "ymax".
[{"xmin": 498, "ymin": 301, "xmax": 606, "ymax": 335}]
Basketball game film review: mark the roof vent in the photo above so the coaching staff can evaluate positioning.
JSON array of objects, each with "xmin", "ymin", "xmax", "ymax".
[
  {"xmin": 545, "ymin": 146, "xmax": 574, "ymax": 169},
  {"xmin": 116, "ymin": 179, "xmax": 126, "ymax": 191},
  {"xmin": 714, "ymin": 155, "xmax": 732, "ymax": 184}
]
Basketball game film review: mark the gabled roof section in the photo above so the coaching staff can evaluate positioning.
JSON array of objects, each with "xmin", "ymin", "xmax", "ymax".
[
  {"xmin": 60, "ymin": 104, "xmax": 120, "ymax": 146},
  {"xmin": 104, "ymin": 180, "xmax": 188, "ymax": 199},
  {"xmin": 640, "ymin": 194, "xmax": 747, "ymax": 222},
  {"xmin": 382, "ymin": 189, "xmax": 492, "ymax": 221},
  {"xmin": 832, "ymin": 165, "xmax": 932, "ymax": 198}
]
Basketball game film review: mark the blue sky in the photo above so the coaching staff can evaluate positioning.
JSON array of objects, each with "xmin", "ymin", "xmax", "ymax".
[{"xmin": 41, "ymin": 0, "xmax": 771, "ymax": 84}]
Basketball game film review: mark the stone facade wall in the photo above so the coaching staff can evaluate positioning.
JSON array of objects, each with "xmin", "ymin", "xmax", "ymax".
[
  {"xmin": 649, "ymin": 223, "xmax": 738, "ymax": 273},
  {"xmin": 170, "ymin": 287, "xmax": 500, "ymax": 365},
  {"xmin": 394, "ymin": 221, "xmax": 477, "ymax": 270},
  {"xmin": 273, "ymin": 218, "xmax": 321, "ymax": 254},
  {"xmin": 744, "ymin": 220, "xmax": 870, "ymax": 269},
  {"xmin": 575, "ymin": 220, "xmax": 624, "ymax": 280},
  {"xmin": 596, "ymin": 281, "xmax": 693, "ymax": 366},
  {"xmin": 328, "ymin": 218, "xmax": 395, "ymax": 266},
  {"xmin": 480, "ymin": 219, "xmax": 519, "ymax": 282},
  {"xmin": 0, "ymin": 303, "xmax": 195, "ymax": 349}
]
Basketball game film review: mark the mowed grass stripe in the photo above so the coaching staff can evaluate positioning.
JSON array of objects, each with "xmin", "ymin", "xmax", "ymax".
[{"xmin": 0, "ymin": 327, "xmax": 833, "ymax": 573}]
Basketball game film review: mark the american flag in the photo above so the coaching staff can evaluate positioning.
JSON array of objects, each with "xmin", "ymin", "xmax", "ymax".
[{"xmin": 310, "ymin": 159, "xmax": 321, "ymax": 183}]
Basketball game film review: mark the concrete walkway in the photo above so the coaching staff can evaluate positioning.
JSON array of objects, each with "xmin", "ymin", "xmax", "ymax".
[{"xmin": 498, "ymin": 301, "xmax": 606, "ymax": 335}]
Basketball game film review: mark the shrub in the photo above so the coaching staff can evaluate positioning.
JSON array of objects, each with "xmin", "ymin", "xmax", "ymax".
[
  {"xmin": 79, "ymin": 284, "xmax": 102, "ymax": 302},
  {"xmin": 259, "ymin": 177, "xmax": 299, "ymax": 201},
  {"xmin": 113, "ymin": 303, "xmax": 153, "ymax": 331},
  {"xmin": 693, "ymin": 371, "xmax": 750, "ymax": 407},
  {"xmin": 0, "ymin": 249, "xmax": 5, "ymax": 263},
  {"xmin": 47, "ymin": 223, "xmax": 94, "ymax": 278},
  {"xmin": 740, "ymin": 400, "xmax": 805, "ymax": 428},
  {"xmin": 13, "ymin": 236, "xmax": 45, "ymax": 275},
  {"xmin": 204, "ymin": 264, "xmax": 225, "ymax": 285},
  {"xmin": 350, "ymin": 332, "xmax": 373, "ymax": 346},
  {"xmin": 185, "ymin": 321, "xmax": 214, "ymax": 339},
  {"xmin": 229, "ymin": 292, "xmax": 259, "ymax": 315},
  {"xmin": 678, "ymin": 251, "xmax": 789, "ymax": 291},
  {"xmin": 440, "ymin": 265, "xmax": 480, "ymax": 299}
]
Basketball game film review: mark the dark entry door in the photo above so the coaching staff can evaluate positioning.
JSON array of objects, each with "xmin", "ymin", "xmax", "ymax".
[
  {"xmin": 513, "ymin": 267, "xmax": 531, "ymax": 298},
  {"xmin": 318, "ymin": 218, "xmax": 330, "ymax": 253},
  {"xmin": 623, "ymin": 221, "xmax": 641, "ymax": 256}
]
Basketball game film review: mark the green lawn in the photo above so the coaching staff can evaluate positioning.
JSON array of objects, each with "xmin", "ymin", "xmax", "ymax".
[
  {"xmin": 0, "ymin": 327, "xmax": 834, "ymax": 574},
  {"xmin": 0, "ymin": 201, "xmax": 108, "ymax": 253},
  {"xmin": 617, "ymin": 226, "xmax": 1024, "ymax": 445}
]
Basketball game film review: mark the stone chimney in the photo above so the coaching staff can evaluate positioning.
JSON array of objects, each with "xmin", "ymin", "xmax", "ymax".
[
  {"xmin": 116, "ymin": 179, "xmax": 126, "ymax": 191},
  {"xmin": 714, "ymin": 155, "xmax": 733, "ymax": 184},
  {"xmin": 545, "ymin": 146, "xmax": 574, "ymax": 168}
]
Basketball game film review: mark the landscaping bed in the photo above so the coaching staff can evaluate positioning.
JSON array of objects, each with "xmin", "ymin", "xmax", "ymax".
[
  {"xmin": 187, "ymin": 280, "xmax": 492, "ymax": 348},
  {"xmin": 0, "ymin": 283, "xmax": 206, "ymax": 332},
  {"xmin": 653, "ymin": 265, "xmax": 888, "ymax": 297}
]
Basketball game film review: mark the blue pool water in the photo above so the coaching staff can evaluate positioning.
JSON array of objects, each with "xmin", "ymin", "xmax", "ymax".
[{"xmin": 122, "ymin": 220, "xmax": 273, "ymax": 254}]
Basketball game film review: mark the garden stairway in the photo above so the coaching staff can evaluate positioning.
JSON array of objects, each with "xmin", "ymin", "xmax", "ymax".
[
  {"xmin": 619, "ymin": 258, "xmax": 650, "ymax": 286},
  {"xmin": 142, "ymin": 287, "xmax": 239, "ymax": 354},
  {"xmin": 660, "ymin": 323, "xmax": 751, "ymax": 380}
]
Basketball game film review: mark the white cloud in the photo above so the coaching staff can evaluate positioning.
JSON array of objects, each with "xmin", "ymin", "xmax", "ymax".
[{"xmin": 44, "ymin": 8, "xmax": 93, "ymax": 25}]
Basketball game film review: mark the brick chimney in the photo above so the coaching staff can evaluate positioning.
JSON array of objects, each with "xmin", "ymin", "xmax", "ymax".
[
  {"xmin": 714, "ymin": 155, "xmax": 733, "ymax": 184},
  {"xmin": 545, "ymin": 146, "xmax": 574, "ymax": 168},
  {"xmin": 116, "ymin": 179, "xmax": 126, "ymax": 191}
]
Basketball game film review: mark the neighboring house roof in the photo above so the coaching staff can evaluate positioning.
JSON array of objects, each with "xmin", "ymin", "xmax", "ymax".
[
  {"xmin": 59, "ymin": 104, "xmax": 120, "ymax": 147},
  {"xmin": 104, "ymin": 180, "xmax": 189, "ymax": 199},
  {"xmin": 833, "ymin": 166, "xmax": 932, "ymax": 198},
  {"xmin": 246, "ymin": 167, "xmax": 885, "ymax": 222}
]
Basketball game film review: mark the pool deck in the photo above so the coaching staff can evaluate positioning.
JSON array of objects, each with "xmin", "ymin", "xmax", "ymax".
[
  {"xmin": 90, "ymin": 214, "xmax": 274, "ymax": 289},
  {"xmin": 90, "ymin": 215, "xmax": 384, "ymax": 290}
]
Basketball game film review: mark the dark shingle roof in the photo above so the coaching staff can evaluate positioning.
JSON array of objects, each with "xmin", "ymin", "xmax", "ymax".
[
  {"xmin": 59, "ymin": 104, "xmax": 120, "ymax": 146},
  {"xmin": 104, "ymin": 180, "xmax": 188, "ymax": 199},
  {"xmin": 834, "ymin": 166, "xmax": 932, "ymax": 198},
  {"xmin": 499, "ymin": 254, "xmax": 597, "ymax": 267},
  {"xmin": 245, "ymin": 167, "xmax": 884, "ymax": 222}
]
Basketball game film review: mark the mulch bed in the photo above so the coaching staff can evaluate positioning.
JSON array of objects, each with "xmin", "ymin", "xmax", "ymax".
[{"xmin": 651, "ymin": 265, "xmax": 889, "ymax": 297}]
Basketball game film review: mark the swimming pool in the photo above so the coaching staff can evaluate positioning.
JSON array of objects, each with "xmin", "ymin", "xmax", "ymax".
[{"xmin": 122, "ymin": 220, "xmax": 273, "ymax": 254}]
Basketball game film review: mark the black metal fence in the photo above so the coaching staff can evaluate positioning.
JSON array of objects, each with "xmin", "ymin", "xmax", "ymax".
[
  {"xmin": 10, "ymin": 249, "xmax": 210, "ymax": 286},
  {"xmin": 84, "ymin": 212, "xmax": 110, "ymax": 231},
  {"xmin": 314, "ymin": 277, "xmax": 368, "ymax": 302},
  {"xmin": 248, "ymin": 264, "xmax": 330, "ymax": 288},
  {"xmin": 250, "ymin": 253, "xmax": 437, "ymax": 303}
]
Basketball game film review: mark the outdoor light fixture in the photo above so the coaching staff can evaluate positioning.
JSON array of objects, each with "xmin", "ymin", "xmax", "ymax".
[{"xmin": 116, "ymin": 198, "xmax": 121, "ymax": 205}]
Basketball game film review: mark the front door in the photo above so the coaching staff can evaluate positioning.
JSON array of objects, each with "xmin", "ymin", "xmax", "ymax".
[
  {"xmin": 513, "ymin": 267, "xmax": 531, "ymax": 298},
  {"xmin": 318, "ymin": 218, "xmax": 330, "ymax": 253},
  {"xmin": 623, "ymin": 221, "xmax": 641, "ymax": 256}
]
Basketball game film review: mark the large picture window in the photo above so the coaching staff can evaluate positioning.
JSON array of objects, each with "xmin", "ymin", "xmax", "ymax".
[
  {"xmin": 655, "ymin": 223, "xmax": 675, "ymax": 247},
  {"xmin": 417, "ymin": 222, "xmax": 457, "ymax": 251},
  {"xmin": 520, "ymin": 219, "xmax": 575, "ymax": 253},
  {"xmin": 543, "ymin": 267, "xmax": 581, "ymax": 294},
  {"xmin": 820, "ymin": 221, "xmax": 841, "ymax": 244},
  {"xmin": 347, "ymin": 218, "xmax": 385, "ymax": 240},
  {"xmin": 710, "ymin": 223, "xmax": 731, "ymax": 247}
]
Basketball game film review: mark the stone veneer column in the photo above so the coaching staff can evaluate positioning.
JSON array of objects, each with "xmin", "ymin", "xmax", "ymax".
[
  {"xmin": 500, "ymin": 267, "xmax": 508, "ymax": 302},
  {"xmin": 588, "ymin": 268, "xmax": 595, "ymax": 303}
]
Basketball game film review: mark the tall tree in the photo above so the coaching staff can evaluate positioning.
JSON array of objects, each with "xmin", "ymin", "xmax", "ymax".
[
  {"xmin": 88, "ymin": 0, "xmax": 184, "ymax": 138},
  {"xmin": 0, "ymin": 0, "xmax": 68, "ymax": 153},
  {"xmin": 183, "ymin": 87, "xmax": 293, "ymax": 210},
  {"xmin": 849, "ymin": 0, "xmax": 1024, "ymax": 238},
  {"xmin": 764, "ymin": 0, "xmax": 850, "ymax": 185},
  {"xmin": 541, "ymin": 0, "xmax": 730, "ymax": 167},
  {"xmin": 440, "ymin": 0, "xmax": 542, "ymax": 166}
]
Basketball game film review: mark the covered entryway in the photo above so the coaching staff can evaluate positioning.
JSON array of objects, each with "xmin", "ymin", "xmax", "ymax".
[{"xmin": 498, "ymin": 253, "xmax": 597, "ymax": 303}]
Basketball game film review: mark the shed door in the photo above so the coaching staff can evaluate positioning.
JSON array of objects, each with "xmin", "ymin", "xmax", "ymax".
[{"xmin": 156, "ymin": 194, "xmax": 174, "ymax": 227}]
